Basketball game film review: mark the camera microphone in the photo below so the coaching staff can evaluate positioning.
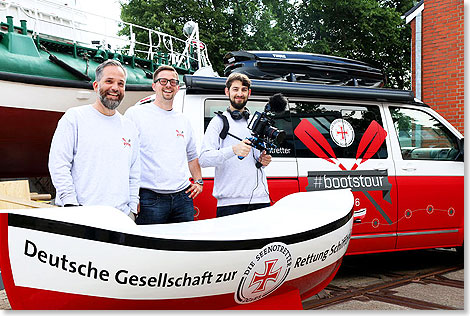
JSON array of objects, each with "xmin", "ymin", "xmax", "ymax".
[{"xmin": 265, "ymin": 93, "xmax": 287, "ymax": 113}]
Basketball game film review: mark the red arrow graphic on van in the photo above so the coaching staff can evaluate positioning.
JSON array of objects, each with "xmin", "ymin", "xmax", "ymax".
[
  {"xmin": 294, "ymin": 119, "xmax": 347, "ymax": 170},
  {"xmin": 351, "ymin": 120, "xmax": 387, "ymax": 170}
]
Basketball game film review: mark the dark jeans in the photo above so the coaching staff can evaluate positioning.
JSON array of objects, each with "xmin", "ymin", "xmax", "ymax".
[
  {"xmin": 137, "ymin": 188, "xmax": 195, "ymax": 224},
  {"xmin": 216, "ymin": 203, "xmax": 271, "ymax": 218}
]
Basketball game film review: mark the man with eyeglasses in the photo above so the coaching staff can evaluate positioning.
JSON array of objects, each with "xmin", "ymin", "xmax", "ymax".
[{"xmin": 125, "ymin": 65, "xmax": 203, "ymax": 224}]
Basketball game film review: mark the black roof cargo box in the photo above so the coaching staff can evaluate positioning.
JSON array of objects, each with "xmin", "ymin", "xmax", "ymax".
[{"xmin": 223, "ymin": 51, "xmax": 385, "ymax": 87}]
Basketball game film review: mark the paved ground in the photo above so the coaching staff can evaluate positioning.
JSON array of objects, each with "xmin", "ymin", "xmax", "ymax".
[
  {"xmin": 302, "ymin": 248, "xmax": 464, "ymax": 310},
  {"xmin": 314, "ymin": 269, "xmax": 464, "ymax": 310},
  {"xmin": 0, "ymin": 271, "xmax": 10, "ymax": 310},
  {"xmin": 0, "ymin": 290, "xmax": 10, "ymax": 310}
]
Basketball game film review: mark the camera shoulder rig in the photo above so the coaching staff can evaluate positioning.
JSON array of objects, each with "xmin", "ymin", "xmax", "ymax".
[{"xmin": 215, "ymin": 111, "xmax": 230, "ymax": 139}]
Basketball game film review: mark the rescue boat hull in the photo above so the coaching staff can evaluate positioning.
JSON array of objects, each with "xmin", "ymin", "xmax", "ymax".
[{"xmin": 0, "ymin": 189, "xmax": 354, "ymax": 309}]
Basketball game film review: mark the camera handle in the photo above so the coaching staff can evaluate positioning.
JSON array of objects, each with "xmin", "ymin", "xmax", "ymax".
[
  {"xmin": 237, "ymin": 137, "xmax": 252, "ymax": 160},
  {"xmin": 222, "ymin": 133, "xmax": 249, "ymax": 160},
  {"xmin": 237, "ymin": 137, "xmax": 265, "ymax": 169}
]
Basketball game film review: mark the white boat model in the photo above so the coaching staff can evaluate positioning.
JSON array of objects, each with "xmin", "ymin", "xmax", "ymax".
[{"xmin": 0, "ymin": 189, "xmax": 353, "ymax": 309}]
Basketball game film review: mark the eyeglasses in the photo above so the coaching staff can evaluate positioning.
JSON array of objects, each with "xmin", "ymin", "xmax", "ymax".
[{"xmin": 154, "ymin": 78, "xmax": 180, "ymax": 86}]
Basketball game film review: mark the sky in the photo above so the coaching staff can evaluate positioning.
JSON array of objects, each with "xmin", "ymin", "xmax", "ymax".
[
  {"xmin": 65, "ymin": 0, "xmax": 125, "ymax": 48},
  {"xmin": 74, "ymin": 0, "xmax": 122, "ymax": 21},
  {"xmin": 55, "ymin": 0, "xmax": 121, "ymax": 21}
]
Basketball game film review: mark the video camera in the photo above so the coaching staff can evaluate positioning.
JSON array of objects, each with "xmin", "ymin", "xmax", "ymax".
[{"xmin": 246, "ymin": 93, "xmax": 287, "ymax": 153}]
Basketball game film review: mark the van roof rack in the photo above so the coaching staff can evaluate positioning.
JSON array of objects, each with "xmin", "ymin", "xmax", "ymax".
[
  {"xmin": 184, "ymin": 75, "xmax": 420, "ymax": 104},
  {"xmin": 223, "ymin": 51, "xmax": 386, "ymax": 87}
]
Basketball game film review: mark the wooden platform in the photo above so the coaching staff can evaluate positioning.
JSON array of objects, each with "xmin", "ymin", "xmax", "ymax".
[{"xmin": 0, "ymin": 180, "xmax": 55, "ymax": 209}]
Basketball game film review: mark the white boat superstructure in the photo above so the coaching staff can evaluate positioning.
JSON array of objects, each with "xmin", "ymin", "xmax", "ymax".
[{"xmin": 0, "ymin": 0, "xmax": 212, "ymax": 70}]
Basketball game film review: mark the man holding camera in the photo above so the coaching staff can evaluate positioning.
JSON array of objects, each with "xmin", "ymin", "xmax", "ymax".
[
  {"xmin": 199, "ymin": 73, "xmax": 272, "ymax": 217},
  {"xmin": 125, "ymin": 65, "xmax": 203, "ymax": 224}
]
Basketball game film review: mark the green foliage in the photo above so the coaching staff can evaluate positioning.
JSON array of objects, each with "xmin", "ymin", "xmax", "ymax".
[
  {"xmin": 296, "ymin": 0, "xmax": 413, "ymax": 88},
  {"xmin": 120, "ymin": 0, "xmax": 414, "ymax": 89}
]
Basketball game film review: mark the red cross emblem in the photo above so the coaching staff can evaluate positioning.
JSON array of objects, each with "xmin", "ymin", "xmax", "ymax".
[
  {"xmin": 336, "ymin": 126, "xmax": 348, "ymax": 139},
  {"xmin": 248, "ymin": 259, "xmax": 281, "ymax": 293}
]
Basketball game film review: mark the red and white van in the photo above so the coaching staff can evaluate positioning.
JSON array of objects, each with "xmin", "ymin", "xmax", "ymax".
[{"xmin": 170, "ymin": 74, "xmax": 464, "ymax": 256}]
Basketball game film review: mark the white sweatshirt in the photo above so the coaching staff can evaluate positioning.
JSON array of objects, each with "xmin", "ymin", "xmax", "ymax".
[
  {"xmin": 48, "ymin": 105, "xmax": 140, "ymax": 215},
  {"xmin": 124, "ymin": 102, "xmax": 198, "ymax": 193},
  {"xmin": 199, "ymin": 111, "xmax": 270, "ymax": 206}
]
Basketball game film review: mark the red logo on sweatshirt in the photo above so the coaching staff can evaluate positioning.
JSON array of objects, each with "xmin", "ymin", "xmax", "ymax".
[
  {"xmin": 176, "ymin": 130, "xmax": 184, "ymax": 138},
  {"xmin": 122, "ymin": 138, "xmax": 131, "ymax": 147}
]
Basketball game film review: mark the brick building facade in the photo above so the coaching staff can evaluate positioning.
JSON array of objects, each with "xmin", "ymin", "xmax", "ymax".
[{"xmin": 404, "ymin": 0, "xmax": 464, "ymax": 134}]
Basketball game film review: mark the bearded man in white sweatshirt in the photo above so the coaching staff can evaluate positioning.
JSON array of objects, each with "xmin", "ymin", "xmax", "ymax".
[
  {"xmin": 48, "ymin": 59, "xmax": 140, "ymax": 221},
  {"xmin": 199, "ymin": 73, "xmax": 272, "ymax": 217}
]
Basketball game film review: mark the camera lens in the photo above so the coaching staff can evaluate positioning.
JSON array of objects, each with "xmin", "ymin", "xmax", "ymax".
[
  {"xmin": 266, "ymin": 126, "xmax": 286, "ymax": 144},
  {"xmin": 276, "ymin": 130, "xmax": 286, "ymax": 144}
]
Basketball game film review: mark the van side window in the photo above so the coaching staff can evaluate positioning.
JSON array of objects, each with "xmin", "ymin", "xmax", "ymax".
[
  {"xmin": 204, "ymin": 99, "xmax": 295, "ymax": 157},
  {"xmin": 390, "ymin": 107, "xmax": 461, "ymax": 161},
  {"xmin": 290, "ymin": 102, "xmax": 388, "ymax": 159}
]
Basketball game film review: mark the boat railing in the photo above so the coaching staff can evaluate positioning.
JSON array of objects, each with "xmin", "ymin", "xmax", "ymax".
[{"xmin": 0, "ymin": 0, "xmax": 211, "ymax": 72}]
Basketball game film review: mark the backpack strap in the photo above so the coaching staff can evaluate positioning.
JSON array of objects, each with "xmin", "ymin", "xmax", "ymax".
[{"xmin": 215, "ymin": 111, "xmax": 229, "ymax": 139}]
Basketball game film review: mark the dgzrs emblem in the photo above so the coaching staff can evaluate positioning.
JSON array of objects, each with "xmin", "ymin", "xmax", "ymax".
[
  {"xmin": 235, "ymin": 242, "xmax": 292, "ymax": 304},
  {"xmin": 330, "ymin": 119, "xmax": 355, "ymax": 148}
]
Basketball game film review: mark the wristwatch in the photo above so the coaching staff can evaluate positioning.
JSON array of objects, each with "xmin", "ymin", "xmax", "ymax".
[{"xmin": 194, "ymin": 179, "xmax": 204, "ymax": 186}]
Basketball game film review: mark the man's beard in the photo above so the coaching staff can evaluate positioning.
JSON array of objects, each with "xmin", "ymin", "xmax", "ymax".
[
  {"xmin": 99, "ymin": 86, "xmax": 123, "ymax": 110},
  {"xmin": 230, "ymin": 97, "xmax": 247, "ymax": 110}
]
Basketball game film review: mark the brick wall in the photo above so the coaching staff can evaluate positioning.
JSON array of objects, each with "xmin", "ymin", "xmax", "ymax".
[{"xmin": 421, "ymin": 0, "xmax": 464, "ymax": 134}]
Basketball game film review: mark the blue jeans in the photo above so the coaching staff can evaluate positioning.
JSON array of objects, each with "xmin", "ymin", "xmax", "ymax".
[
  {"xmin": 216, "ymin": 203, "xmax": 271, "ymax": 218},
  {"xmin": 137, "ymin": 188, "xmax": 195, "ymax": 224}
]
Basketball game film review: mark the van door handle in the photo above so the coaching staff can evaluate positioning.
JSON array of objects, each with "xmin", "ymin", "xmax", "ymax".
[
  {"xmin": 402, "ymin": 164, "xmax": 416, "ymax": 171},
  {"xmin": 374, "ymin": 168, "xmax": 388, "ymax": 172}
]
